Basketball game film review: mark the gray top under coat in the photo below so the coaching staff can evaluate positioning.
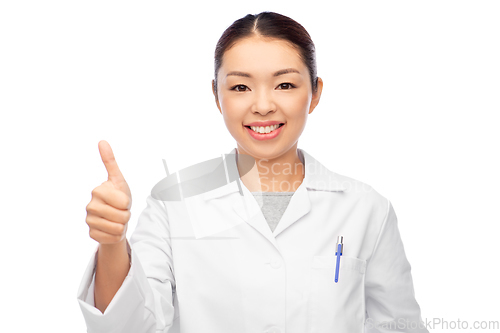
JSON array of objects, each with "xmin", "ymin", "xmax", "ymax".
[{"xmin": 250, "ymin": 192, "xmax": 295, "ymax": 232}]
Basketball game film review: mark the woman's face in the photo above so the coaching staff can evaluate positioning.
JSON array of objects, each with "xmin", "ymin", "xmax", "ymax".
[{"xmin": 213, "ymin": 36, "xmax": 323, "ymax": 160}]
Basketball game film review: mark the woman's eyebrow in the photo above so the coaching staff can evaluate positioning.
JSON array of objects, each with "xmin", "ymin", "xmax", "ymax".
[{"xmin": 226, "ymin": 68, "xmax": 300, "ymax": 78}]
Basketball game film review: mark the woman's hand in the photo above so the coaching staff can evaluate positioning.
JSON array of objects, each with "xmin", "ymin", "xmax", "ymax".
[{"xmin": 86, "ymin": 140, "xmax": 132, "ymax": 245}]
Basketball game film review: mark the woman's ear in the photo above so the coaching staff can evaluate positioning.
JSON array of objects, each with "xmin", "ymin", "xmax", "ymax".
[
  {"xmin": 212, "ymin": 79, "xmax": 222, "ymax": 114},
  {"xmin": 309, "ymin": 77, "xmax": 323, "ymax": 114}
]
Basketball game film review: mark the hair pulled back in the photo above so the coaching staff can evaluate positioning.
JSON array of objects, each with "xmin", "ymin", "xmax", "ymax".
[{"xmin": 213, "ymin": 11, "xmax": 318, "ymax": 98}]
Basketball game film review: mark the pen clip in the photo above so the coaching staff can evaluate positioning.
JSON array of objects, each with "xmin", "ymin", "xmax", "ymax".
[{"xmin": 335, "ymin": 235, "xmax": 343, "ymax": 256}]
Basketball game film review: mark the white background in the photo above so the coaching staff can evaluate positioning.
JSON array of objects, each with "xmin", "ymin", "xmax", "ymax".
[{"xmin": 1, "ymin": 0, "xmax": 499, "ymax": 331}]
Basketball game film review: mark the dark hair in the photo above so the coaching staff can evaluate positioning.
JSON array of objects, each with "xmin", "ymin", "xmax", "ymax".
[{"xmin": 213, "ymin": 11, "xmax": 318, "ymax": 99}]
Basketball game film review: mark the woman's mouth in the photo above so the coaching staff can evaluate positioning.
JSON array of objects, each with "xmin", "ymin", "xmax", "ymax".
[{"xmin": 244, "ymin": 123, "xmax": 285, "ymax": 141}]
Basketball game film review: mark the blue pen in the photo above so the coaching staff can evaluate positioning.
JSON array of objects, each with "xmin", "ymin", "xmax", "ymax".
[{"xmin": 335, "ymin": 236, "xmax": 343, "ymax": 283}]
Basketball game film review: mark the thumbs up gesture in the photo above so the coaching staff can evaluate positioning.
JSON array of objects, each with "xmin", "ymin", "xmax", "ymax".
[{"xmin": 86, "ymin": 140, "xmax": 132, "ymax": 245}]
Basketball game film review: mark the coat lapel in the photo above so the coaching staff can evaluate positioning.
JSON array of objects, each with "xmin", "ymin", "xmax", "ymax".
[
  {"xmin": 230, "ymin": 181, "xmax": 281, "ymax": 249},
  {"xmin": 268, "ymin": 148, "xmax": 346, "ymax": 238},
  {"xmin": 271, "ymin": 182, "xmax": 311, "ymax": 238}
]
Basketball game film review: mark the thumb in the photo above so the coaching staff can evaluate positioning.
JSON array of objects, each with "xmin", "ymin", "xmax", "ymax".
[{"xmin": 98, "ymin": 140, "xmax": 128, "ymax": 190}]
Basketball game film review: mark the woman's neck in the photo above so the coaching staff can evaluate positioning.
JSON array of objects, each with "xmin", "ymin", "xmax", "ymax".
[{"xmin": 236, "ymin": 145, "xmax": 304, "ymax": 192}]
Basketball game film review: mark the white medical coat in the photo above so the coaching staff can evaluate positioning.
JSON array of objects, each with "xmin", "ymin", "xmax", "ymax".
[{"xmin": 77, "ymin": 148, "xmax": 429, "ymax": 333}]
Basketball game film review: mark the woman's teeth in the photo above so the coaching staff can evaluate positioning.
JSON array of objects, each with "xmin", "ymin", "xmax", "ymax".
[{"xmin": 249, "ymin": 124, "xmax": 282, "ymax": 134}]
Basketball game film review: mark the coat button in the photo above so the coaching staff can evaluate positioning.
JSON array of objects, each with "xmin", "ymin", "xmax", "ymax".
[{"xmin": 270, "ymin": 259, "xmax": 282, "ymax": 269}]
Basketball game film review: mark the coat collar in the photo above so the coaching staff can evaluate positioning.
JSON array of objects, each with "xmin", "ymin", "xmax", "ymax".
[
  {"xmin": 201, "ymin": 147, "xmax": 346, "ymax": 243},
  {"xmin": 202, "ymin": 147, "xmax": 346, "ymax": 201}
]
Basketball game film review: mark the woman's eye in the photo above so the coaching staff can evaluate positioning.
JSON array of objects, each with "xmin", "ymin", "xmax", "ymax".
[
  {"xmin": 231, "ymin": 85, "xmax": 249, "ymax": 92},
  {"xmin": 277, "ymin": 83, "xmax": 295, "ymax": 90}
]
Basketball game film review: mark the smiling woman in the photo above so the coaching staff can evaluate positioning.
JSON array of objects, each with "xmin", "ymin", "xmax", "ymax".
[
  {"xmin": 78, "ymin": 11, "xmax": 429, "ymax": 333},
  {"xmin": 211, "ymin": 14, "xmax": 323, "ymax": 193},
  {"xmin": 215, "ymin": 37, "xmax": 317, "ymax": 192}
]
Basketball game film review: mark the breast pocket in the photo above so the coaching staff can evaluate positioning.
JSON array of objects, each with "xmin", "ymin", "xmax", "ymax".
[{"xmin": 308, "ymin": 255, "xmax": 366, "ymax": 333}]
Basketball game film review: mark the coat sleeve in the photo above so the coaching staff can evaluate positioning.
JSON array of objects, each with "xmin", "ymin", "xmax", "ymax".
[
  {"xmin": 77, "ymin": 194, "xmax": 177, "ymax": 333},
  {"xmin": 364, "ymin": 199, "xmax": 429, "ymax": 333}
]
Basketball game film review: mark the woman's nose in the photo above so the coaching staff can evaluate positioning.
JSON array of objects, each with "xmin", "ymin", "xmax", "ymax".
[{"xmin": 252, "ymin": 89, "xmax": 276, "ymax": 115}]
